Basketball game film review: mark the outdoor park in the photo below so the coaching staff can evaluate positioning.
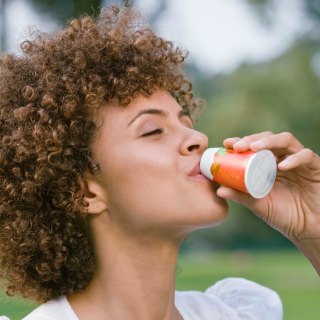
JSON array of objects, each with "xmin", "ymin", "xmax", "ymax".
[
  {"xmin": 0, "ymin": 250, "xmax": 319, "ymax": 319},
  {"xmin": 0, "ymin": 0, "xmax": 319, "ymax": 319}
]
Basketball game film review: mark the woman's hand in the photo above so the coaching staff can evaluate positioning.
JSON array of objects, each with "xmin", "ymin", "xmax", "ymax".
[{"xmin": 218, "ymin": 131, "xmax": 320, "ymax": 244}]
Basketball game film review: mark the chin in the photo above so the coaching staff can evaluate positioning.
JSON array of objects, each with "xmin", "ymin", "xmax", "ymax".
[
  {"xmin": 184, "ymin": 201, "xmax": 229, "ymax": 233},
  {"xmin": 206, "ymin": 206, "xmax": 229, "ymax": 228},
  {"xmin": 204, "ymin": 192, "xmax": 229, "ymax": 219}
]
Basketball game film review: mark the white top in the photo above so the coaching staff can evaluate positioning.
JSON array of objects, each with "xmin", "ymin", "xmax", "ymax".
[{"xmin": 1, "ymin": 278, "xmax": 283, "ymax": 320}]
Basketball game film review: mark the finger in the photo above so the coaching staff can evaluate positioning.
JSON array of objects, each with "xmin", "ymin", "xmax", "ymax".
[
  {"xmin": 217, "ymin": 186, "xmax": 271, "ymax": 223},
  {"xmin": 223, "ymin": 137, "xmax": 241, "ymax": 149},
  {"xmin": 278, "ymin": 148, "xmax": 319, "ymax": 171},
  {"xmin": 217, "ymin": 186, "xmax": 257, "ymax": 206},
  {"xmin": 232, "ymin": 131, "xmax": 274, "ymax": 151},
  {"xmin": 250, "ymin": 132, "xmax": 304, "ymax": 154}
]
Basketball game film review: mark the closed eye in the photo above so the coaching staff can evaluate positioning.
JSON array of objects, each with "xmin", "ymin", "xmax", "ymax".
[{"xmin": 141, "ymin": 128, "xmax": 165, "ymax": 137}]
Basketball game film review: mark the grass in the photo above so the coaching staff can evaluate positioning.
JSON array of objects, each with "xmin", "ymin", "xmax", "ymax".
[
  {"xmin": 0, "ymin": 250, "xmax": 319, "ymax": 319},
  {"xmin": 176, "ymin": 250, "xmax": 320, "ymax": 320}
]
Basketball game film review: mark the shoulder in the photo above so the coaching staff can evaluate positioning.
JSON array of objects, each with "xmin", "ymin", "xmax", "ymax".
[
  {"xmin": 22, "ymin": 296, "xmax": 78, "ymax": 320},
  {"xmin": 175, "ymin": 277, "xmax": 283, "ymax": 320}
]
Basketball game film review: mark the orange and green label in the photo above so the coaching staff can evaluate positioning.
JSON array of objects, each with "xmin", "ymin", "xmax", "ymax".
[{"xmin": 210, "ymin": 148, "xmax": 254, "ymax": 193}]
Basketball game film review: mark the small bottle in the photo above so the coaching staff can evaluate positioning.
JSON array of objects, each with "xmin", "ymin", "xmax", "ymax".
[{"xmin": 200, "ymin": 148, "xmax": 277, "ymax": 199}]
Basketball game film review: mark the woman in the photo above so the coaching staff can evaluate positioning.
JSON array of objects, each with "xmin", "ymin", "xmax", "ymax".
[{"xmin": 0, "ymin": 6, "xmax": 319, "ymax": 320}]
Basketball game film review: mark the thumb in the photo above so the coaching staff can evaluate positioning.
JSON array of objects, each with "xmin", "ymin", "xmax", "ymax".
[
  {"xmin": 217, "ymin": 186, "xmax": 278, "ymax": 228},
  {"xmin": 217, "ymin": 186, "xmax": 258, "ymax": 209}
]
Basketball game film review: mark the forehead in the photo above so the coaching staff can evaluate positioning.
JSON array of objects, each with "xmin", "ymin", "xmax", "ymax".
[{"xmin": 97, "ymin": 91, "xmax": 183, "ymax": 126}]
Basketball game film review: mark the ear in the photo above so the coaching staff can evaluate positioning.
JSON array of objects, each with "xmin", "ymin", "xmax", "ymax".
[{"xmin": 77, "ymin": 173, "xmax": 108, "ymax": 215}]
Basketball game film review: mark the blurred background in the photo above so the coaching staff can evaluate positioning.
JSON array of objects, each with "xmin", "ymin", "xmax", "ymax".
[{"xmin": 0, "ymin": 0, "xmax": 319, "ymax": 319}]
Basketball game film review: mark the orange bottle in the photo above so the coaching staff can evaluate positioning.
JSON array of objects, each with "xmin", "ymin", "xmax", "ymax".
[{"xmin": 200, "ymin": 148, "xmax": 277, "ymax": 198}]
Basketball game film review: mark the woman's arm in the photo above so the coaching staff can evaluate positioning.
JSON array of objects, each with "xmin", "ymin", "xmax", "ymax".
[
  {"xmin": 218, "ymin": 131, "xmax": 320, "ymax": 275},
  {"xmin": 294, "ymin": 238, "xmax": 320, "ymax": 275}
]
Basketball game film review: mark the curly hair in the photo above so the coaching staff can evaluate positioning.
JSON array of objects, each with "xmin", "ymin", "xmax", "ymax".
[{"xmin": 0, "ymin": 6, "xmax": 203, "ymax": 302}]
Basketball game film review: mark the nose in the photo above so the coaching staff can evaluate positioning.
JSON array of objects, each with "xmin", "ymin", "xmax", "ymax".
[{"xmin": 180, "ymin": 128, "xmax": 208, "ymax": 155}]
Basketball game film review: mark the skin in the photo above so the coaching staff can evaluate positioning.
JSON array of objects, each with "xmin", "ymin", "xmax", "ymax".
[
  {"xmin": 220, "ymin": 132, "xmax": 320, "ymax": 274},
  {"xmin": 68, "ymin": 91, "xmax": 228, "ymax": 320},
  {"xmin": 68, "ymin": 91, "xmax": 320, "ymax": 319}
]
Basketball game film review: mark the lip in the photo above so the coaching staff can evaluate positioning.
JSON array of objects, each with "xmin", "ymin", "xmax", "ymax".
[
  {"xmin": 189, "ymin": 163, "xmax": 201, "ymax": 176},
  {"xmin": 188, "ymin": 163, "xmax": 210, "ymax": 181}
]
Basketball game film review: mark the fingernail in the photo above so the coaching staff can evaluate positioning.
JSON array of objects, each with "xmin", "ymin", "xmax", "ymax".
[
  {"xmin": 234, "ymin": 141, "xmax": 245, "ymax": 148},
  {"xmin": 216, "ymin": 187, "xmax": 229, "ymax": 198},
  {"xmin": 251, "ymin": 141, "xmax": 264, "ymax": 149},
  {"xmin": 279, "ymin": 159, "xmax": 290, "ymax": 168}
]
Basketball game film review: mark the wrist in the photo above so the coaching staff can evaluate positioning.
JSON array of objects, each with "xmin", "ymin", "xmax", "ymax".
[{"xmin": 293, "ymin": 237, "xmax": 320, "ymax": 276}]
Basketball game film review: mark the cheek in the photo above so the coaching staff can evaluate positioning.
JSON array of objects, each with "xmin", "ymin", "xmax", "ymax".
[
  {"xmin": 102, "ymin": 170, "xmax": 178, "ymax": 229},
  {"xmin": 98, "ymin": 149, "xmax": 175, "ymax": 208},
  {"xmin": 103, "ymin": 147, "xmax": 174, "ymax": 188}
]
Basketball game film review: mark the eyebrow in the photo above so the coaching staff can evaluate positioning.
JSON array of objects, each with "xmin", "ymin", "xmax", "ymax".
[{"xmin": 128, "ymin": 108, "xmax": 191, "ymax": 127}]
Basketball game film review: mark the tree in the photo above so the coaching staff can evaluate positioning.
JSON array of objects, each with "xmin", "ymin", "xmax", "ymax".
[
  {"xmin": 22, "ymin": 0, "xmax": 169, "ymax": 27},
  {"xmin": 0, "ymin": 0, "xmax": 7, "ymax": 52},
  {"xmin": 246, "ymin": 0, "xmax": 320, "ymax": 39},
  {"xmin": 26, "ymin": 0, "xmax": 101, "ymax": 22}
]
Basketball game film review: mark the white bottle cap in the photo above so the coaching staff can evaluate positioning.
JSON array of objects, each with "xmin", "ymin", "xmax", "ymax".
[{"xmin": 245, "ymin": 150, "xmax": 277, "ymax": 198}]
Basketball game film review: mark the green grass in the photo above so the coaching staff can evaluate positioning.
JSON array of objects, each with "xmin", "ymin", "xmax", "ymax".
[{"xmin": 1, "ymin": 250, "xmax": 319, "ymax": 319}]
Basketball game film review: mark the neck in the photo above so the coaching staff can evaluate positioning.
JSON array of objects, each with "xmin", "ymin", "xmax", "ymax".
[{"xmin": 68, "ymin": 214, "xmax": 185, "ymax": 320}]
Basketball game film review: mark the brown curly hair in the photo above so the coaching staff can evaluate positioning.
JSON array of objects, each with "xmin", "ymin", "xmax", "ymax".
[{"xmin": 0, "ymin": 6, "xmax": 203, "ymax": 302}]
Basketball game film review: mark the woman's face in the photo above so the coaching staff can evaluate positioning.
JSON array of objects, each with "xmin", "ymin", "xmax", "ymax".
[{"xmin": 90, "ymin": 91, "xmax": 228, "ymax": 237}]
